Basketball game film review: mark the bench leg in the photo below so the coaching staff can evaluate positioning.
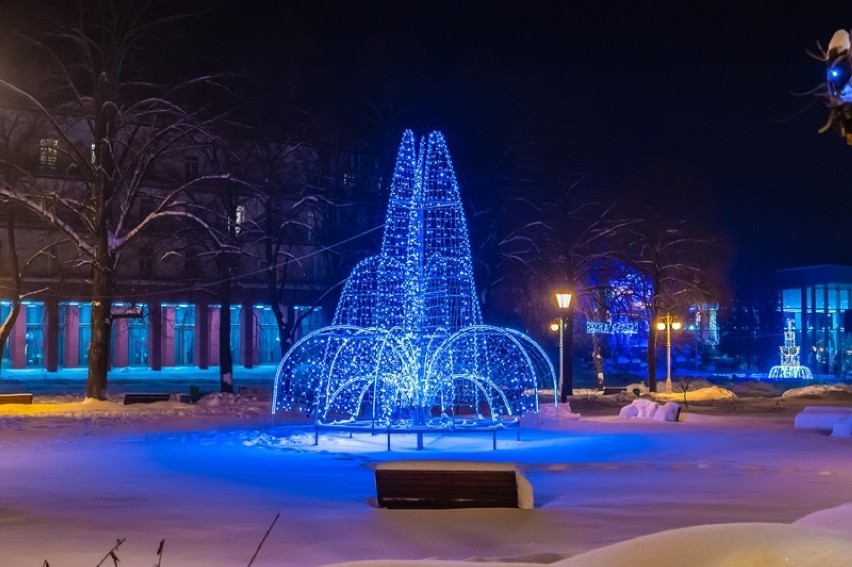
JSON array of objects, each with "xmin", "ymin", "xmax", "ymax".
[
  {"xmin": 492, "ymin": 430, "xmax": 497, "ymax": 451},
  {"xmin": 417, "ymin": 431, "xmax": 424, "ymax": 450},
  {"xmin": 314, "ymin": 426, "xmax": 319, "ymax": 446},
  {"xmin": 387, "ymin": 431, "xmax": 391, "ymax": 452}
]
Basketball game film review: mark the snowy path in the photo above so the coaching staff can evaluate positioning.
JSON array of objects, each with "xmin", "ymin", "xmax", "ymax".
[{"xmin": 1, "ymin": 404, "xmax": 851, "ymax": 566}]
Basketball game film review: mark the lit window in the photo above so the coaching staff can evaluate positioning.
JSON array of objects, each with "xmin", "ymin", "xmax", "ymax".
[
  {"xmin": 39, "ymin": 138, "xmax": 59, "ymax": 169},
  {"xmin": 230, "ymin": 204, "xmax": 246, "ymax": 235}
]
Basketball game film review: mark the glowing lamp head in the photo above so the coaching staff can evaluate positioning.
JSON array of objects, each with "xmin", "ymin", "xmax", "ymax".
[
  {"xmin": 555, "ymin": 292, "xmax": 572, "ymax": 310},
  {"xmin": 671, "ymin": 321, "xmax": 682, "ymax": 331},
  {"xmin": 656, "ymin": 321, "xmax": 666, "ymax": 331},
  {"xmin": 550, "ymin": 322, "xmax": 559, "ymax": 332},
  {"xmin": 827, "ymin": 60, "xmax": 852, "ymax": 96}
]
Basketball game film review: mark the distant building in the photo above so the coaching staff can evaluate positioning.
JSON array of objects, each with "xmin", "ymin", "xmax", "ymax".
[
  {"xmin": 776, "ymin": 265, "xmax": 852, "ymax": 374},
  {"xmin": 0, "ymin": 107, "xmax": 385, "ymax": 371}
]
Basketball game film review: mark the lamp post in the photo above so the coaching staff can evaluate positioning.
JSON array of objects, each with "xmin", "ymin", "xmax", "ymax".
[
  {"xmin": 656, "ymin": 312, "xmax": 682, "ymax": 394},
  {"xmin": 555, "ymin": 292, "xmax": 573, "ymax": 402}
]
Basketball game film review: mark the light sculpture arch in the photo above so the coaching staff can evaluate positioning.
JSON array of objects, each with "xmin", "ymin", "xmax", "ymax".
[{"xmin": 273, "ymin": 130, "xmax": 557, "ymax": 429}]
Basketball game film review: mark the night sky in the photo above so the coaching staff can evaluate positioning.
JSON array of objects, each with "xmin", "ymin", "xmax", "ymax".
[{"xmin": 4, "ymin": 1, "xmax": 852, "ymax": 286}]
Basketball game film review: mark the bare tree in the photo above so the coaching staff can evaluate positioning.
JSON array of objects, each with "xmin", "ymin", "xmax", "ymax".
[
  {"xmin": 243, "ymin": 130, "xmax": 329, "ymax": 352},
  {"xmin": 626, "ymin": 211, "xmax": 719, "ymax": 392},
  {"xmin": 471, "ymin": 146, "xmax": 638, "ymax": 401},
  {"xmin": 0, "ymin": 108, "xmax": 70, "ymax": 373},
  {"xmin": 0, "ymin": 2, "xmax": 227, "ymax": 399}
]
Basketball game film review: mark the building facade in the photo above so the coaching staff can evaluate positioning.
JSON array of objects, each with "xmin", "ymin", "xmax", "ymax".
[
  {"xmin": 0, "ymin": 108, "xmax": 385, "ymax": 372},
  {"xmin": 777, "ymin": 265, "xmax": 852, "ymax": 374}
]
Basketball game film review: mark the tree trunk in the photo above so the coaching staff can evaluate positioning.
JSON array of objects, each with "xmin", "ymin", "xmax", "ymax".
[
  {"xmin": 87, "ymin": 264, "xmax": 113, "ymax": 400},
  {"xmin": 0, "ymin": 208, "xmax": 21, "ymax": 365},
  {"xmin": 268, "ymin": 271, "xmax": 295, "ymax": 355},
  {"xmin": 218, "ymin": 283, "xmax": 234, "ymax": 393},
  {"xmin": 592, "ymin": 334, "xmax": 605, "ymax": 390}
]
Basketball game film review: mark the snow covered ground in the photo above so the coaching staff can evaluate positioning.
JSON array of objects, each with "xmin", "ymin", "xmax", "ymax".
[{"xmin": 1, "ymin": 367, "xmax": 852, "ymax": 566}]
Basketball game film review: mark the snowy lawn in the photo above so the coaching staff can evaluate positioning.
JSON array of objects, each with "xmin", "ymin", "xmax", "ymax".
[{"xmin": 1, "ymin": 379, "xmax": 851, "ymax": 566}]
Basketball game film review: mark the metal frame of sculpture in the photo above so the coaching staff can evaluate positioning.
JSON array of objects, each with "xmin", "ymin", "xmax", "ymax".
[{"xmin": 273, "ymin": 130, "xmax": 556, "ymax": 430}]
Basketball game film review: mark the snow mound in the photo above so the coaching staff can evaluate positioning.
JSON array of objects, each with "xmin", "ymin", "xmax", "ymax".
[
  {"xmin": 556, "ymin": 521, "xmax": 852, "ymax": 567},
  {"xmin": 831, "ymin": 414, "xmax": 852, "ymax": 437},
  {"xmin": 794, "ymin": 406, "xmax": 852, "ymax": 431},
  {"xmin": 619, "ymin": 399, "xmax": 680, "ymax": 421},
  {"xmin": 730, "ymin": 380, "xmax": 783, "ymax": 398},
  {"xmin": 193, "ymin": 392, "xmax": 268, "ymax": 417},
  {"xmin": 782, "ymin": 385, "xmax": 852, "ymax": 400},
  {"xmin": 675, "ymin": 377, "xmax": 717, "ymax": 391},
  {"xmin": 323, "ymin": 521, "xmax": 852, "ymax": 567},
  {"xmin": 793, "ymin": 503, "xmax": 852, "ymax": 538},
  {"xmin": 537, "ymin": 401, "xmax": 581, "ymax": 420}
]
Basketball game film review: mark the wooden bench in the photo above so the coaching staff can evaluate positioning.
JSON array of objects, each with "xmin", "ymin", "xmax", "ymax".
[
  {"xmin": 123, "ymin": 392, "xmax": 171, "ymax": 405},
  {"xmin": 375, "ymin": 461, "xmax": 531, "ymax": 509},
  {"xmin": 0, "ymin": 393, "xmax": 33, "ymax": 405}
]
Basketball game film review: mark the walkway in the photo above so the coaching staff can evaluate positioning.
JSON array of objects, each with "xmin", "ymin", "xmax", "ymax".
[{"xmin": 0, "ymin": 365, "xmax": 279, "ymax": 396}]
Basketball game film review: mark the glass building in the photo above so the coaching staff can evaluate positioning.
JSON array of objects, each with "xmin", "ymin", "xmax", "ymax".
[{"xmin": 777, "ymin": 265, "xmax": 852, "ymax": 374}]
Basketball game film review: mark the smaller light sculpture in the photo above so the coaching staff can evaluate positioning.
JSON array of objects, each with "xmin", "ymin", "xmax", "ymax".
[{"xmin": 768, "ymin": 319, "xmax": 814, "ymax": 380}]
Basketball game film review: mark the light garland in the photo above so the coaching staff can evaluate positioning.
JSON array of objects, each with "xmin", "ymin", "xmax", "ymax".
[
  {"xmin": 767, "ymin": 318, "xmax": 814, "ymax": 380},
  {"xmin": 273, "ymin": 131, "xmax": 556, "ymax": 429},
  {"xmin": 585, "ymin": 321, "xmax": 639, "ymax": 336}
]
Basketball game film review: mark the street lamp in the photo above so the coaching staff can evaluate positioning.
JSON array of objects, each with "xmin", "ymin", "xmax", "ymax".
[
  {"xmin": 555, "ymin": 292, "xmax": 573, "ymax": 402},
  {"xmin": 656, "ymin": 312, "xmax": 682, "ymax": 394}
]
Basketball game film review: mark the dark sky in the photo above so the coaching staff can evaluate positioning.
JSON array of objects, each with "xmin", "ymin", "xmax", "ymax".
[
  {"xmin": 193, "ymin": 1, "xmax": 851, "ymax": 281},
  {"xmin": 5, "ymin": 1, "xmax": 852, "ymax": 285}
]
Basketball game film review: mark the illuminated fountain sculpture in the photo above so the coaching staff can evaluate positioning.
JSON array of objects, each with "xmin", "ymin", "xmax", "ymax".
[
  {"xmin": 272, "ymin": 130, "xmax": 556, "ymax": 429},
  {"xmin": 767, "ymin": 319, "xmax": 814, "ymax": 380}
]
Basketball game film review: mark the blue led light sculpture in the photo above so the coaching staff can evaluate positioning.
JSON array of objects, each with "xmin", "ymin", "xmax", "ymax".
[
  {"xmin": 273, "ymin": 130, "xmax": 556, "ymax": 429},
  {"xmin": 767, "ymin": 319, "xmax": 814, "ymax": 380}
]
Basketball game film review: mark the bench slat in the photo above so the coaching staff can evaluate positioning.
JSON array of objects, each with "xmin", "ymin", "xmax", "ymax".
[
  {"xmin": 123, "ymin": 393, "xmax": 171, "ymax": 405},
  {"xmin": 376, "ymin": 469, "xmax": 518, "ymax": 509}
]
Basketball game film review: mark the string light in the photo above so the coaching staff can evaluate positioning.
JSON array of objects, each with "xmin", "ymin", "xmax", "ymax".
[
  {"xmin": 767, "ymin": 318, "xmax": 814, "ymax": 380},
  {"xmin": 585, "ymin": 321, "xmax": 639, "ymax": 335},
  {"xmin": 273, "ymin": 130, "xmax": 556, "ymax": 429}
]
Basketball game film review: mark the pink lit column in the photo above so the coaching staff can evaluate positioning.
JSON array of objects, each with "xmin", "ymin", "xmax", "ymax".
[
  {"xmin": 63, "ymin": 305, "xmax": 80, "ymax": 368},
  {"xmin": 11, "ymin": 310, "xmax": 26, "ymax": 369},
  {"xmin": 209, "ymin": 307, "xmax": 220, "ymax": 365},
  {"xmin": 113, "ymin": 318, "xmax": 128, "ymax": 367},
  {"xmin": 161, "ymin": 305, "xmax": 175, "ymax": 367}
]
